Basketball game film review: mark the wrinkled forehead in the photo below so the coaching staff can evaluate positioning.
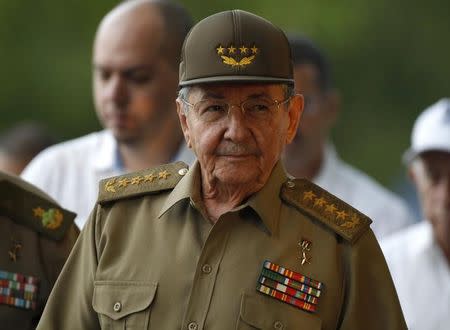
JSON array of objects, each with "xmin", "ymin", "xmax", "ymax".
[{"xmin": 188, "ymin": 83, "xmax": 286, "ymax": 101}]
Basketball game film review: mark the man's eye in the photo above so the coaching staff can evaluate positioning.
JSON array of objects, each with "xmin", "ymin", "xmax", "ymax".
[
  {"xmin": 97, "ymin": 70, "xmax": 111, "ymax": 81},
  {"xmin": 129, "ymin": 73, "xmax": 151, "ymax": 84},
  {"xmin": 249, "ymin": 104, "xmax": 270, "ymax": 112},
  {"xmin": 203, "ymin": 104, "xmax": 227, "ymax": 113}
]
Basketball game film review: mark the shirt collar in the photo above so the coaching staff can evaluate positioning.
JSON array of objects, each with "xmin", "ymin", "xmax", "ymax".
[
  {"xmin": 158, "ymin": 160, "xmax": 201, "ymax": 218},
  {"xmin": 157, "ymin": 160, "xmax": 287, "ymax": 235},
  {"xmin": 244, "ymin": 161, "xmax": 287, "ymax": 235}
]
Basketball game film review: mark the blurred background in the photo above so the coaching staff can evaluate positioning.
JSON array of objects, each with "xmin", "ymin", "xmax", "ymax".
[{"xmin": 1, "ymin": 0, "xmax": 448, "ymax": 198}]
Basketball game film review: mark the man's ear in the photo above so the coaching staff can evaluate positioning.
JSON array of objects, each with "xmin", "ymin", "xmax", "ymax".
[
  {"xmin": 176, "ymin": 99, "xmax": 192, "ymax": 148},
  {"xmin": 286, "ymin": 94, "xmax": 304, "ymax": 144}
]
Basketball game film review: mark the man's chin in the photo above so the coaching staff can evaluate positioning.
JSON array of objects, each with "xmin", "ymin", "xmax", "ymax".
[{"xmin": 110, "ymin": 129, "xmax": 139, "ymax": 145}]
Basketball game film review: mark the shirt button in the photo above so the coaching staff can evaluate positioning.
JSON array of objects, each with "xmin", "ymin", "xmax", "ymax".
[
  {"xmin": 201, "ymin": 264, "xmax": 212, "ymax": 274},
  {"xmin": 286, "ymin": 180, "xmax": 295, "ymax": 188},
  {"xmin": 273, "ymin": 320, "xmax": 284, "ymax": 329},
  {"xmin": 113, "ymin": 302, "xmax": 122, "ymax": 312},
  {"xmin": 188, "ymin": 321, "xmax": 198, "ymax": 330}
]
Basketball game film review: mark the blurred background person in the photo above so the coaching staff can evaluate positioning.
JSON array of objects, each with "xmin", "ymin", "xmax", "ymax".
[
  {"xmin": 381, "ymin": 98, "xmax": 450, "ymax": 330},
  {"xmin": 22, "ymin": 0, "xmax": 194, "ymax": 229},
  {"xmin": 0, "ymin": 122, "xmax": 56, "ymax": 175},
  {"xmin": 0, "ymin": 171, "xmax": 78, "ymax": 329},
  {"xmin": 282, "ymin": 35, "xmax": 414, "ymax": 240}
]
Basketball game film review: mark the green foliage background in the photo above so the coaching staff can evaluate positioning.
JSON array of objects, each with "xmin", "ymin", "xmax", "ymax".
[{"xmin": 1, "ymin": 0, "xmax": 449, "ymax": 186}]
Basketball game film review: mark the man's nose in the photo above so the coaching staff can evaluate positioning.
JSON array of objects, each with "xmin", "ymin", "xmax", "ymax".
[
  {"xmin": 223, "ymin": 106, "xmax": 251, "ymax": 141},
  {"xmin": 105, "ymin": 75, "xmax": 128, "ymax": 106}
]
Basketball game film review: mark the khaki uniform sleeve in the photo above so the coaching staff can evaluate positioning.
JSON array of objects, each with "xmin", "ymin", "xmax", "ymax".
[
  {"xmin": 40, "ymin": 224, "xmax": 80, "ymax": 285},
  {"xmin": 37, "ymin": 206, "xmax": 101, "ymax": 330},
  {"xmin": 338, "ymin": 229, "xmax": 407, "ymax": 330}
]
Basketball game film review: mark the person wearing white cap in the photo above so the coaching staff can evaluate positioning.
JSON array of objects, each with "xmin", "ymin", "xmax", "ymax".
[{"xmin": 381, "ymin": 98, "xmax": 450, "ymax": 330}]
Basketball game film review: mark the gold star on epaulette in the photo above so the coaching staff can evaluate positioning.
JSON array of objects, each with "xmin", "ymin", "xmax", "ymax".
[
  {"xmin": 314, "ymin": 197, "xmax": 326, "ymax": 207},
  {"xmin": 158, "ymin": 170, "xmax": 171, "ymax": 179},
  {"xmin": 105, "ymin": 179, "xmax": 116, "ymax": 193},
  {"xmin": 130, "ymin": 176, "xmax": 144, "ymax": 185},
  {"xmin": 303, "ymin": 191, "xmax": 316, "ymax": 201},
  {"xmin": 117, "ymin": 178, "xmax": 130, "ymax": 188},
  {"xmin": 281, "ymin": 179, "xmax": 372, "ymax": 243},
  {"xmin": 325, "ymin": 204, "xmax": 337, "ymax": 214},
  {"xmin": 144, "ymin": 173, "xmax": 157, "ymax": 182},
  {"xmin": 33, "ymin": 207, "xmax": 45, "ymax": 217},
  {"xmin": 98, "ymin": 162, "xmax": 189, "ymax": 204},
  {"xmin": 336, "ymin": 210, "xmax": 348, "ymax": 220}
]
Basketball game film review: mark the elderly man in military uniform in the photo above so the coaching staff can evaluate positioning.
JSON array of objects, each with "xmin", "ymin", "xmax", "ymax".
[
  {"xmin": 0, "ymin": 171, "xmax": 78, "ymax": 329},
  {"xmin": 37, "ymin": 10, "xmax": 406, "ymax": 329}
]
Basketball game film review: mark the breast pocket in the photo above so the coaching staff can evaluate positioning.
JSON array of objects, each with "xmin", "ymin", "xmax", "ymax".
[
  {"xmin": 93, "ymin": 280, "xmax": 157, "ymax": 330},
  {"xmin": 236, "ymin": 291, "xmax": 322, "ymax": 329}
]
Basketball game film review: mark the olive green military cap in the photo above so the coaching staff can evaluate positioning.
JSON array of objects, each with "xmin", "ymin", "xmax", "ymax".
[{"xmin": 179, "ymin": 9, "xmax": 294, "ymax": 86}]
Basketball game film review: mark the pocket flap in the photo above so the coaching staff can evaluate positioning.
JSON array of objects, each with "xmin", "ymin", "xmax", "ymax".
[
  {"xmin": 240, "ymin": 292, "xmax": 322, "ymax": 329},
  {"xmin": 93, "ymin": 281, "xmax": 157, "ymax": 320}
]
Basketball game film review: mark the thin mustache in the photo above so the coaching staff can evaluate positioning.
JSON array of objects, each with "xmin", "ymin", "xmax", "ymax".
[{"xmin": 216, "ymin": 143, "xmax": 259, "ymax": 156}]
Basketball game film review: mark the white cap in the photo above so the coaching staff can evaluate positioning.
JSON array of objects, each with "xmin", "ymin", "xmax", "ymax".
[{"xmin": 403, "ymin": 98, "xmax": 450, "ymax": 163}]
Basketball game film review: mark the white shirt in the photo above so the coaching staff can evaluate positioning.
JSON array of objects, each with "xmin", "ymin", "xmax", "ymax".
[
  {"xmin": 21, "ymin": 130, "xmax": 195, "ymax": 229},
  {"xmin": 313, "ymin": 144, "xmax": 413, "ymax": 239},
  {"xmin": 381, "ymin": 221, "xmax": 450, "ymax": 330}
]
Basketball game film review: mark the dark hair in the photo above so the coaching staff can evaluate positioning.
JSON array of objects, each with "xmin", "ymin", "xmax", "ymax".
[
  {"xmin": 288, "ymin": 34, "xmax": 332, "ymax": 92},
  {"xmin": 0, "ymin": 122, "xmax": 56, "ymax": 163}
]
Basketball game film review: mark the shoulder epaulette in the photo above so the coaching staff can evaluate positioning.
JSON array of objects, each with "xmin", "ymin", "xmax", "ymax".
[
  {"xmin": 280, "ymin": 178, "xmax": 372, "ymax": 244},
  {"xmin": 0, "ymin": 173, "xmax": 76, "ymax": 241},
  {"xmin": 98, "ymin": 161, "xmax": 189, "ymax": 204}
]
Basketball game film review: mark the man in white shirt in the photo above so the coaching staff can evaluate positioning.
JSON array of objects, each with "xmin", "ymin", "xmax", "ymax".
[
  {"xmin": 22, "ymin": 0, "xmax": 195, "ymax": 228},
  {"xmin": 381, "ymin": 98, "xmax": 450, "ymax": 330},
  {"xmin": 282, "ymin": 35, "xmax": 413, "ymax": 239}
]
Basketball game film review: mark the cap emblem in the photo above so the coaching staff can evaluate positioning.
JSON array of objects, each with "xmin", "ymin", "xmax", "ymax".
[{"xmin": 216, "ymin": 44, "xmax": 258, "ymax": 68}]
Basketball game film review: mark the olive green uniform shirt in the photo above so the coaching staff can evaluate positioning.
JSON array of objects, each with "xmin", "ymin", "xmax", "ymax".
[
  {"xmin": 0, "ymin": 171, "xmax": 79, "ymax": 329},
  {"xmin": 38, "ymin": 161, "xmax": 406, "ymax": 329}
]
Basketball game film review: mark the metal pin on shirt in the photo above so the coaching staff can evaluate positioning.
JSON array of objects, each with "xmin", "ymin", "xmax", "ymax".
[
  {"xmin": 298, "ymin": 239, "xmax": 312, "ymax": 265},
  {"xmin": 8, "ymin": 238, "xmax": 22, "ymax": 262}
]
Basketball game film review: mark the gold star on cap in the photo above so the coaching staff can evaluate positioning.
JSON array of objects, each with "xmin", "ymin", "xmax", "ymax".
[
  {"xmin": 251, "ymin": 45, "xmax": 259, "ymax": 54},
  {"xmin": 239, "ymin": 46, "xmax": 248, "ymax": 54},
  {"xmin": 216, "ymin": 45, "xmax": 225, "ymax": 54},
  {"xmin": 228, "ymin": 45, "xmax": 236, "ymax": 54}
]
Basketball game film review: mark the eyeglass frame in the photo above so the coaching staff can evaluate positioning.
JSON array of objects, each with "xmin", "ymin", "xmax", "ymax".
[{"xmin": 178, "ymin": 94, "xmax": 296, "ymax": 121}]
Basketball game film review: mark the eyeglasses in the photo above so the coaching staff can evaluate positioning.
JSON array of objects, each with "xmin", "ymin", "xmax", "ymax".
[{"xmin": 179, "ymin": 96, "xmax": 292, "ymax": 123}]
